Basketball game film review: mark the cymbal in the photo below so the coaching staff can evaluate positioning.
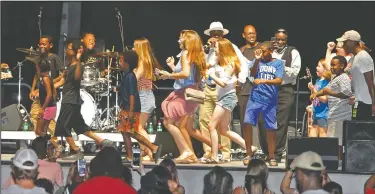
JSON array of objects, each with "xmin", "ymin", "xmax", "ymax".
[
  {"xmin": 16, "ymin": 48, "xmax": 41, "ymax": 56},
  {"xmin": 25, "ymin": 55, "xmax": 41, "ymax": 65},
  {"xmin": 92, "ymin": 52, "xmax": 120, "ymax": 58}
]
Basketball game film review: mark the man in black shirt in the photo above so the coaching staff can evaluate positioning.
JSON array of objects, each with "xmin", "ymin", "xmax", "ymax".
[
  {"xmin": 81, "ymin": 32, "xmax": 107, "ymax": 76},
  {"xmin": 29, "ymin": 35, "xmax": 64, "ymax": 139},
  {"xmin": 53, "ymin": 40, "xmax": 113, "ymax": 159}
]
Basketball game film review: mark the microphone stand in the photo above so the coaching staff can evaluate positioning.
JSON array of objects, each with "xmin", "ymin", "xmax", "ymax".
[
  {"xmin": 295, "ymin": 77, "xmax": 300, "ymax": 137},
  {"xmin": 116, "ymin": 11, "xmax": 125, "ymax": 52},
  {"xmin": 38, "ymin": 8, "xmax": 42, "ymax": 38}
]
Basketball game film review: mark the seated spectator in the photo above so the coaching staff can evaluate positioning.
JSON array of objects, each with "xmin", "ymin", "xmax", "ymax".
[
  {"xmin": 66, "ymin": 160, "xmax": 89, "ymax": 194},
  {"xmin": 323, "ymin": 182, "xmax": 342, "ymax": 194},
  {"xmin": 2, "ymin": 149, "xmax": 48, "ymax": 194},
  {"xmin": 2, "ymin": 137, "xmax": 63, "ymax": 189},
  {"xmin": 203, "ymin": 166, "xmax": 233, "ymax": 194},
  {"xmin": 73, "ymin": 147, "xmax": 136, "ymax": 194},
  {"xmin": 35, "ymin": 178, "xmax": 54, "ymax": 194},
  {"xmin": 138, "ymin": 169, "xmax": 173, "ymax": 194},
  {"xmin": 159, "ymin": 158, "xmax": 185, "ymax": 194},
  {"xmin": 234, "ymin": 159, "xmax": 275, "ymax": 194},
  {"xmin": 289, "ymin": 151, "xmax": 329, "ymax": 194},
  {"xmin": 122, "ymin": 165, "xmax": 133, "ymax": 186}
]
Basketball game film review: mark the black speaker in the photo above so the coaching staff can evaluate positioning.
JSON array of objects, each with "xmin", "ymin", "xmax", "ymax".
[
  {"xmin": 1, "ymin": 104, "xmax": 22, "ymax": 131},
  {"xmin": 287, "ymin": 137, "xmax": 339, "ymax": 170},
  {"xmin": 343, "ymin": 120, "xmax": 375, "ymax": 173},
  {"xmin": 154, "ymin": 132, "xmax": 179, "ymax": 158}
]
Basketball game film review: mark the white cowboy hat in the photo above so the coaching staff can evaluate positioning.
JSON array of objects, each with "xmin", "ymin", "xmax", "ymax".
[{"xmin": 204, "ymin": 21, "xmax": 229, "ymax": 36}]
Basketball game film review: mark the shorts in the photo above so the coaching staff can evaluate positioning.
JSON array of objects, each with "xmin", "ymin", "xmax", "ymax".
[
  {"xmin": 139, "ymin": 90, "xmax": 156, "ymax": 114},
  {"xmin": 54, "ymin": 104, "xmax": 90, "ymax": 137},
  {"xmin": 43, "ymin": 106, "xmax": 57, "ymax": 121},
  {"xmin": 216, "ymin": 92, "xmax": 237, "ymax": 111},
  {"xmin": 244, "ymin": 97, "xmax": 277, "ymax": 130},
  {"xmin": 312, "ymin": 118, "xmax": 328, "ymax": 128},
  {"xmin": 117, "ymin": 109, "xmax": 140, "ymax": 133},
  {"xmin": 328, "ymin": 120, "xmax": 344, "ymax": 145}
]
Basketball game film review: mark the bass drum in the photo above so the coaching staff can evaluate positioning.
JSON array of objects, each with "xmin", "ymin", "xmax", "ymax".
[{"xmin": 55, "ymin": 89, "xmax": 96, "ymax": 126}]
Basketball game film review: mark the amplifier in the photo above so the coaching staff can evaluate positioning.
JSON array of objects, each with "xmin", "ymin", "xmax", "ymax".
[{"xmin": 287, "ymin": 137, "xmax": 339, "ymax": 170}]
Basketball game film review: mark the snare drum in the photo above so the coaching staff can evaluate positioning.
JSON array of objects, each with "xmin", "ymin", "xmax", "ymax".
[
  {"xmin": 55, "ymin": 89, "xmax": 96, "ymax": 126},
  {"xmin": 81, "ymin": 66, "xmax": 99, "ymax": 87}
]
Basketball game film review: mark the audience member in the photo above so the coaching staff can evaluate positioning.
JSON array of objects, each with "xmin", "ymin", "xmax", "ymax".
[
  {"xmin": 2, "ymin": 149, "xmax": 48, "ymax": 194},
  {"xmin": 73, "ymin": 147, "xmax": 136, "ymax": 194},
  {"xmin": 323, "ymin": 182, "xmax": 342, "ymax": 194},
  {"xmin": 35, "ymin": 178, "xmax": 54, "ymax": 194},
  {"xmin": 364, "ymin": 174, "xmax": 375, "ymax": 194},
  {"xmin": 3, "ymin": 137, "xmax": 63, "ymax": 189},
  {"xmin": 234, "ymin": 159, "xmax": 275, "ymax": 194},
  {"xmin": 122, "ymin": 165, "xmax": 133, "ymax": 186},
  {"xmin": 159, "ymin": 158, "xmax": 185, "ymax": 194},
  {"xmin": 139, "ymin": 170, "xmax": 173, "ymax": 194},
  {"xmin": 203, "ymin": 166, "xmax": 233, "ymax": 194},
  {"xmin": 290, "ymin": 151, "xmax": 329, "ymax": 194},
  {"xmin": 66, "ymin": 159, "xmax": 89, "ymax": 193}
]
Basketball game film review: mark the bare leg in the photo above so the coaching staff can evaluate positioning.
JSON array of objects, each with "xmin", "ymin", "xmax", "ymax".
[
  {"xmin": 319, "ymin": 127, "xmax": 328, "ymax": 137},
  {"xmin": 266, "ymin": 130, "xmax": 276, "ymax": 159},
  {"xmin": 163, "ymin": 117, "xmax": 194, "ymax": 159},
  {"xmin": 66, "ymin": 137, "xmax": 79, "ymax": 151},
  {"xmin": 244, "ymin": 123, "xmax": 253, "ymax": 157},
  {"xmin": 138, "ymin": 112, "xmax": 152, "ymax": 157},
  {"xmin": 129, "ymin": 132, "xmax": 158, "ymax": 153},
  {"xmin": 83, "ymin": 131, "xmax": 104, "ymax": 144},
  {"xmin": 180, "ymin": 115, "xmax": 194, "ymax": 151},
  {"xmin": 121, "ymin": 132, "xmax": 133, "ymax": 159},
  {"xmin": 309, "ymin": 125, "xmax": 319, "ymax": 137},
  {"xmin": 218, "ymin": 109, "xmax": 246, "ymax": 149},
  {"xmin": 208, "ymin": 106, "xmax": 226, "ymax": 160},
  {"xmin": 185, "ymin": 114, "xmax": 214, "ymax": 147},
  {"xmin": 36, "ymin": 118, "xmax": 46, "ymax": 136}
]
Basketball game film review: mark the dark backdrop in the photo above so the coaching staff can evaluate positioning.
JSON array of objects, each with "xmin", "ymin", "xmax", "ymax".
[{"xmin": 2, "ymin": 1, "xmax": 375, "ymax": 121}]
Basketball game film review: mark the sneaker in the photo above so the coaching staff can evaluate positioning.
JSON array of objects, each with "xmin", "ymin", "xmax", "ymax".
[
  {"xmin": 62, "ymin": 149, "xmax": 84, "ymax": 160},
  {"xmin": 100, "ymin": 139, "xmax": 115, "ymax": 148}
]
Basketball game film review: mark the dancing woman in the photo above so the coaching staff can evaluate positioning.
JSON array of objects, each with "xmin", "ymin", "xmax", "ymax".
[
  {"xmin": 205, "ymin": 38, "xmax": 247, "ymax": 163},
  {"xmin": 159, "ymin": 30, "xmax": 206, "ymax": 163},
  {"xmin": 133, "ymin": 38, "xmax": 163, "ymax": 160}
]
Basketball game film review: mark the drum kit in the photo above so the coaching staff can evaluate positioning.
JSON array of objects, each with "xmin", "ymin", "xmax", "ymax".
[{"xmin": 15, "ymin": 47, "xmax": 124, "ymax": 131}]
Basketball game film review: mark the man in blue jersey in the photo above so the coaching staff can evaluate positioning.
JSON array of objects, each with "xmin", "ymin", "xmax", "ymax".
[{"xmin": 243, "ymin": 41, "xmax": 284, "ymax": 166}]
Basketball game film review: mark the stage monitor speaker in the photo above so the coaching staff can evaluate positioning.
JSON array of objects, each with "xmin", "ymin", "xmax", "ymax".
[
  {"xmin": 1, "ymin": 104, "xmax": 22, "ymax": 131},
  {"xmin": 287, "ymin": 137, "xmax": 339, "ymax": 170},
  {"xmin": 343, "ymin": 120, "xmax": 375, "ymax": 173}
]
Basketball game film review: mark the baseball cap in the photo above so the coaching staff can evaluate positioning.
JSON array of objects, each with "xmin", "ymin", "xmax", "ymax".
[
  {"xmin": 90, "ymin": 147, "xmax": 123, "ymax": 178},
  {"xmin": 290, "ymin": 151, "xmax": 326, "ymax": 171},
  {"xmin": 336, "ymin": 30, "xmax": 361, "ymax": 42},
  {"xmin": 12, "ymin": 149, "xmax": 38, "ymax": 170}
]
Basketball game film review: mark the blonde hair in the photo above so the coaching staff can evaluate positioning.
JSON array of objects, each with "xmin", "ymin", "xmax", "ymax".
[
  {"xmin": 319, "ymin": 58, "xmax": 332, "ymax": 80},
  {"xmin": 133, "ymin": 38, "xmax": 162, "ymax": 81},
  {"xmin": 217, "ymin": 38, "xmax": 241, "ymax": 76},
  {"xmin": 181, "ymin": 30, "xmax": 207, "ymax": 81}
]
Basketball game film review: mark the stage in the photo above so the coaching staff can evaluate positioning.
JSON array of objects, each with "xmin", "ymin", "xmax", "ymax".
[{"xmin": 0, "ymin": 154, "xmax": 369, "ymax": 194}]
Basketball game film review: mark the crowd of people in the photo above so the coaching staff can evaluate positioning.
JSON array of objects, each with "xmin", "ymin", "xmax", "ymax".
[{"xmin": 4, "ymin": 138, "xmax": 375, "ymax": 194}]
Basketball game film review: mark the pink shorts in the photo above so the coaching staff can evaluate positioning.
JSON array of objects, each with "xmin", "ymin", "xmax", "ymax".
[{"xmin": 43, "ymin": 106, "xmax": 57, "ymax": 120}]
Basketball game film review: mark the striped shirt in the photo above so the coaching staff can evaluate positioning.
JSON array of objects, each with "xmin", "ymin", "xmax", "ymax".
[
  {"xmin": 137, "ymin": 74, "xmax": 152, "ymax": 91},
  {"xmin": 327, "ymin": 73, "xmax": 352, "ymax": 121}
]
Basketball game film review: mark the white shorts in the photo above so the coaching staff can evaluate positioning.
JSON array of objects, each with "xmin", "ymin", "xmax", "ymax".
[{"xmin": 328, "ymin": 120, "xmax": 344, "ymax": 145}]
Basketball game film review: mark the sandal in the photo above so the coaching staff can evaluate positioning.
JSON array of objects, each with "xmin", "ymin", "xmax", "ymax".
[{"xmin": 268, "ymin": 158, "xmax": 278, "ymax": 167}]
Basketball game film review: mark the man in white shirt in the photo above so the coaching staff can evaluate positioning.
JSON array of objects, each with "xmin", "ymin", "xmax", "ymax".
[
  {"xmin": 272, "ymin": 28, "xmax": 301, "ymax": 162},
  {"xmin": 2, "ymin": 149, "xmax": 48, "ymax": 194},
  {"xmin": 339, "ymin": 30, "xmax": 375, "ymax": 120}
]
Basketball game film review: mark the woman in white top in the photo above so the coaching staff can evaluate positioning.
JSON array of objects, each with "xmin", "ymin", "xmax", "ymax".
[
  {"xmin": 324, "ymin": 41, "xmax": 353, "ymax": 71},
  {"xmin": 206, "ymin": 38, "xmax": 247, "ymax": 163}
]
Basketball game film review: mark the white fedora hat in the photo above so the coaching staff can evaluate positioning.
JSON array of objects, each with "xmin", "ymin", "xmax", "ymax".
[{"xmin": 204, "ymin": 21, "xmax": 229, "ymax": 36}]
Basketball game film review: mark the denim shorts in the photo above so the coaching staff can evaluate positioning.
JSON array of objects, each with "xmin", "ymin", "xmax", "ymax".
[
  {"xmin": 139, "ymin": 90, "xmax": 156, "ymax": 114},
  {"xmin": 216, "ymin": 92, "xmax": 237, "ymax": 111},
  {"xmin": 312, "ymin": 118, "xmax": 328, "ymax": 128}
]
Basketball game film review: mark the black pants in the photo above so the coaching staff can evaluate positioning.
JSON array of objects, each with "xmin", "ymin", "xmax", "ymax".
[
  {"xmin": 237, "ymin": 81, "xmax": 268, "ymax": 153},
  {"xmin": 275, "ymin": 84, "xmax": 295, "ymax": 157},
  {"xmin": 353, "ymin": 101, "xmax": 375, "ymax": 121},
  {"xmin": 55, "ymin": 103, "xmax": 90, "ymax": 137}
]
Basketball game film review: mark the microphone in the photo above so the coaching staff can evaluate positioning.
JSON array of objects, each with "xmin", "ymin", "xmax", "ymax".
[
  {"xmin": 299, "ymin": 75, "xmax": 311, "ymax": 80},
  {"xmin": 114, "ymin": 7, "xmax": 122, "ymax": 17},
  {"xmin": 38, "ymin": 7, "xmax": 43, "ymax": 18}
]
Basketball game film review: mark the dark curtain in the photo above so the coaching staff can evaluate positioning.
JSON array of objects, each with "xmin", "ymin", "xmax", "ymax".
[{"xmin": 1, "ymin": 1, "xmax": 63, "ymax": 109}]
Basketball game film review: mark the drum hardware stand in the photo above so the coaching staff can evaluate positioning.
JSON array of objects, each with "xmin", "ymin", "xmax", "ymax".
[
  {"xmin": 90, "ymin": 94, "xmax": 104, "ymax": 130},
  {"xmin": 101, "ymin": 52, "xmax": 117, "ymax": 131}
]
